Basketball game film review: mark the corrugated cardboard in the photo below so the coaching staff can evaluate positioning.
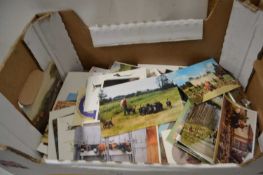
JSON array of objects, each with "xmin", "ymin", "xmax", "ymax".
[
  {"xmin": 59, "ymin": 0, "xmax": 233, "ymax": 69},
  {"xmin": 18, "ymin": 70, "xmax": 44, "ymax": 106},
  {"xmin": 1, "ymin": 0, "xmax": 263, "ymax": 174}
]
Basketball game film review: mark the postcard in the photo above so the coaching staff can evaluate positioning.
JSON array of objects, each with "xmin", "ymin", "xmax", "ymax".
[
  {"xmin": 99, "ymin": 74, "xmax": 184, "ymax": 137},
  {"xmin": 52, "ymin": 119, "xmax": 59, "ymax": 159},
  {"xmin": 37, "ymin": 142, "xmax": 48, "ymax": 155},
  {"xmin": 216, "ymin": 96, "xmax": 257, "ymax": 164},
  {"xmin": 74, "ymin": 122, "xmax": 159, "ymax": 163},
  {"xmin": 103, "ymin": 78, "xmax": 140, "ymax": 88},
  {"xmin": 61, "ymin": 121, "xmax": 160, "ymax": 163},
  {"xmin": 66, "ymin": 93, "xmax": 78, "ymax": 102},
  {"xmin": 145, "ymin": 126, "xmax": 160, "ymax": 163},
  {"xmin": 157, "ymin": 122, "xmax": 175, "ymax": 163},
  {"xmin": 89, "ymin": 66, "xmax": 112, "ymax": 75},
  {"xmin": 73, "ymin": 122, "xmax": 107, "ymax": 161},
  {"xmin": 138, "ymin": 64, "xmax": 185, "ymax": 74},
  {"xmin": 71, "ymin": 88, "xmax": 98, "ymax": 127},
  {"xmin": 167, "ymin": 101, "xmax": 194, "ymax": 144},
  {"xmin": 258, "ymin": 132, "xmax": 263, "ymax": 152},
  {"xmin": 162, "ymin": 129, "xmax": 201, "ymax": 164},
  {"xmin": 167, "ymin": 97, "xmax": 222, "ymax": 163},
  {"xmin": 84, "ymin": 68, "xmax": 147, "ymax": 112},
  {"xmin": 106, "ymin": 126, "xmax": 159, "ymax": 163},
  {"xmin": 110, "ymin": 61, "xmax": 138, "ymax": 72},
  {"xmin": 48, "ymin": 106, "xmax": 75, "ymax": 159},
  {"xmin": 166, "ymin": 58, "xmax": 240, "ymax": 104},
  {"xmin": 57, "ymin": 114, "xmax": 76, "ymax": 160},
  {"xmin": 53, "ymin": 101, "xmax": 76, "ymax": 110},
  {"xmin": 146, "ymin": 68, "xmax": 162, "ymax": 77},
  {"xmin": 19, "ymin": 63, "xmax": 62, "ymax": 133},
  {"xmin": 227, "ymin": 88, "xmax": 251, "ymax": 108}
]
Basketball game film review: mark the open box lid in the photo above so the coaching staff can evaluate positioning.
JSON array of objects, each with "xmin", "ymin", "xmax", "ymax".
[{"xmin": 0, "ymin": 0, "xmax": 263, "ymax": 174}]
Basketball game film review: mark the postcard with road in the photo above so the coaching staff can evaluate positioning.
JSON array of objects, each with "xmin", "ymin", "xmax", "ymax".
[{"xmin": 99, "ymin": 74, "xmax": 184, "ymax": 137}]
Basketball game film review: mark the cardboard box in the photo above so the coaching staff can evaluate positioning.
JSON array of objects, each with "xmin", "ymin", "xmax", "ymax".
[{"xmin": 1, "ymin": 0, "xmax": 263, "ymax": 174}]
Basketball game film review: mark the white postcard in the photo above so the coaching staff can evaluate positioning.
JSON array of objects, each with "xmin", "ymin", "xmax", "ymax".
[
  {"xmin": 57, "ymin": 114, "xmax": 76, "ymax": 160},
  {"xmin": 48, "ymin": 106, "xmax": 75, "ymax": 160},
  {"xmin": 71, "ymin": 88, "xmax": 98, "ymax": 127},
  {"xmin": 84, "ymin": 68, "xmax": 147, "ymax": 112}
]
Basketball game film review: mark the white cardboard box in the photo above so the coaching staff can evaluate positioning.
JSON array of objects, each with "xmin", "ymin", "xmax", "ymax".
[{"xmin": 1, "ymin": 1, "xmax": 263, "ymax": 175}]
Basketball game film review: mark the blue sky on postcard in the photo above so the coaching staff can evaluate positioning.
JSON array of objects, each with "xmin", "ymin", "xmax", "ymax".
[{"xmin": 167, "ymin": 58, "xmax": 217, "ymax": 86}]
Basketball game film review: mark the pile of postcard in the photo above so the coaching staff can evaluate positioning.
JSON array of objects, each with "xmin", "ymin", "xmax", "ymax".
[{"xmin": 40, "ymin": 58, "xmax": 258, "ymax": 165}]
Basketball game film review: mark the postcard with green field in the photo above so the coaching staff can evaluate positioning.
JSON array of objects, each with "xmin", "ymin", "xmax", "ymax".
[
  {"xmin": 166, "ymin": 58, "xmax": 240, "ymax": 104},
  {"xmin": 99, "ymin": 74, "xmax": 184, "ymax": 137}
]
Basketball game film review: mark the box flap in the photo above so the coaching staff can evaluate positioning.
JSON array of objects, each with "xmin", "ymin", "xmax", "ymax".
[
  {"xmin": 24, "ymin": 12, "xmax": 83, "ymax": 79},
  {"xmin": 60, "ymin": 0, "xmax": 234, "ymax": 69},
  {"xmin": 18, "ymin": 70, "xmax": 44, "ymax": 106}
]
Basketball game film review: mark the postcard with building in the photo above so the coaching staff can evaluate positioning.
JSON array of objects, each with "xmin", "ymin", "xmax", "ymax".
[
  {"xmin": 167, "ymin": 97, "xmax": 222, "ymax": 163},
  {"xmin": 216, "ymin": 96, "xmax": 257, "ymax": 164}
]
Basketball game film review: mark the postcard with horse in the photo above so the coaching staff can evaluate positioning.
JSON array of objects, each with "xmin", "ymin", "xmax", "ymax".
[
  {"xmin": 99, "ymin": 75, "xmax": 184, "ymax": 137},
  {"xmin": 166, "ymin": 58, "xmax": 240, "ymax": 104}
]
